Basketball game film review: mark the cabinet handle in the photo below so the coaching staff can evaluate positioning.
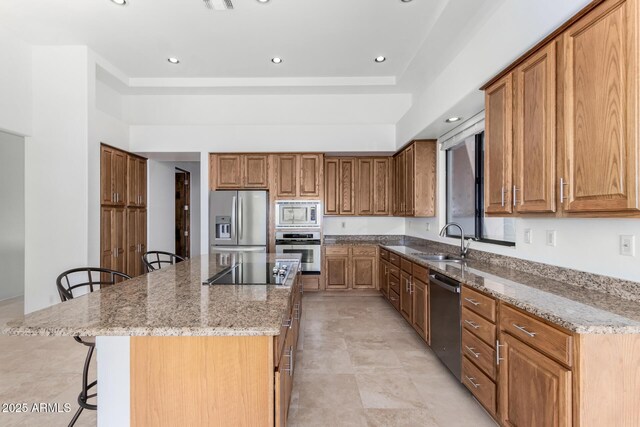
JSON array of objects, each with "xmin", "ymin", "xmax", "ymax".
[
  {"xmin": 496, "ymin": 339, "xmax": 504, "ymax": 366},
  {"xmin": 285, "ymin": 346, "xmax": 294, "ymax": 377},
  {"xmin": 464, "ymin": 319, "xmax": 480, "ymax": 329},
  {"xmin": 465, "ymin": 345, "xmax": 480, "ymax": 358},
  {"xmin": 464, "ymin": 297, "xmax": 480, "ymax": 306},
  {"xmin": 112, "ymin": 192, "xmax": 116, "ymax": 202},
  {"xmin": 560, "ymin": 177, "xmax": 568, "ymax": 202},
  {"xmin": 513, "ymin": 186, "xmax": 519, "ymax": 207},
  {"xmin": 465, "ymin": 376, "xmax": 480, "ymax": 389},
  {"xmin": 390, "ymin": 295, "xmax": 397, "ymax": 301},
  {"xmin": 282, "ymin": 317, "xmax": 292, "ymax": 329},
  {"xmin": 501, "ymin": 186, "xmax": 505, "ymax": 207},
  {"xmin": 294, "ymin": 303, "xmax": 300, "ymax": 321},
  {"xmin": 513, "ymin": 323, "xmax": 536, "ymax": 337}
]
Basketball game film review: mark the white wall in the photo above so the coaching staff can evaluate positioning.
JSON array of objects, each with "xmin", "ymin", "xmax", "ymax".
[
  {"xmin": 25, "ymin": 46, "xmax": 90, "ymax": 312},
  {"xmin": 0, "ymin": 28, "xmax": 32, "ymax": 137},
  {"xmin": 174, "ymin": 162, "xmax": 201, "ymax": 257},
  {"xmin": 0, "ymin": 131, "xmax": 25, "ymax": 301},
  {"xmin": 147, "ymin": 160, "xmax": 177, "ymax": 254},
  {"xmin": 323, "ymin": 217, "xmax": 405, "ymax": 236}
]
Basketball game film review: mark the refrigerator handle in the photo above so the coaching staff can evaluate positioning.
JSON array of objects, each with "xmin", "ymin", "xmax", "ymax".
[
  {"xmin": 238, "ymin": 196, "xmax": 243, "ymax": 240},
  {"xmin": 231, "ymin": 195, "xmax": 237, "ymax": 242}
]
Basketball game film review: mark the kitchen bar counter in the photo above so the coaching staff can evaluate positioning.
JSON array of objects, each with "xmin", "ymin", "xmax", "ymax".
[
  {"xmin": 383, "ymin": 245, "xmax": 640, "ymax": 334},
  {"xmin": 2, "ymin": 253, "xmax": 301, "ymax": 337}
]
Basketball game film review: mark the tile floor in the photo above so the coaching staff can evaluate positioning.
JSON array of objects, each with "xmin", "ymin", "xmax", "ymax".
[
  {"xmin": 288, "ymin": 293, "xmax": 498, "ymax": 427},
  {"xmin": 0, "ymin": 293, "xmax": 497, "ymax": 427},
  {"xmin": 0, "ymin": 297, "xmax": 96, "ymax": 427}
]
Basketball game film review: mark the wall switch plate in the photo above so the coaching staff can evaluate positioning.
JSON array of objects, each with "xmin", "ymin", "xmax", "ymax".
[
  {"xmin": 426, "ymin": 223, "xmax": 431, "ymax": 232},
  {"xmin": 524, "ymin": 229, "xmax": 532, "ymax": 244},
  {"xmin": 620, "ymin": 235, "xmax": 635, "ymax": 256},
  {"xmin": 546, "ymin": 230, "xmax": 556, "ymax": 247}
]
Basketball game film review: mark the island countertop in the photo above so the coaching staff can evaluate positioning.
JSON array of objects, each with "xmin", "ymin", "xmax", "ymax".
[{"xmin": 2, "ymin": 253, "xmax": 302, "ymax": 337}]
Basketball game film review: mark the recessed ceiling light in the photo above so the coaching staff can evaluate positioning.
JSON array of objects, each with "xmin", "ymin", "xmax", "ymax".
[
  {"xmin": 374, "ymin": 56, "xmax": 386, "ymax": 63},
  {"xmin": 110, "ymin": 0, "xmax": 127, "ymax": 5},
  {"xmin": 271, "ymin": 57, "xmax": 283, "ymax": 64},
  {"xmin": 401, "ymin": 0, "xmax": 413, "ymax": 2},
  {"xmin": 257, "ymin": 0, "xmax": 270, "ymax": 3},
  {"xmin": 167, "ymin": 57, "xmax": 180, "ymax": 64},
  {"xmin": 445, "ymin": 116, "xmax": 462, "ymax": 123}
]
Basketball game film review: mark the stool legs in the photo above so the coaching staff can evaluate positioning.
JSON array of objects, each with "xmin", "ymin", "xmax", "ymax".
[{"xmin": 68, "ymin": 341, "xmax": 97, "ymax": 427}]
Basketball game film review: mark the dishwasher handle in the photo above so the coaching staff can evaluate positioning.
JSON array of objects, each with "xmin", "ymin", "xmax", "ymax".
[{"xmin": 429, "ymin": 274, "xmax": 460, "ymax": 294}]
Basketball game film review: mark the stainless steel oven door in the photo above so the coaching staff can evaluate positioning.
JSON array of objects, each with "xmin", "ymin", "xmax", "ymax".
[{"xmin": 275, "ymin": 244, "xmax": 321, "ymax": 272}]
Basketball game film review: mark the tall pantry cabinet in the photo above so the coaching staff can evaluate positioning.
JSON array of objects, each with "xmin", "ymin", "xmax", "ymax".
[{"xmin": 100, "ymin": 144, "xmax": 148, "ymax": 278}]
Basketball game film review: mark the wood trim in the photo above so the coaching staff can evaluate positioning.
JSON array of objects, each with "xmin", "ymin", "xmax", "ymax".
[{"xmin": 131, "ymin": 336, "xmax": 274, "ymax": 427}]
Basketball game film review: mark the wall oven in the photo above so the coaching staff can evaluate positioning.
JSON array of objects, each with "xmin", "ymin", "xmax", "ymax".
[
  {"xmin": 275, "ymin": 231, "xmax": 321, "ymax": 273},
  {"xmin": 275, "ymin": 200, "xmax": 321, "ymax": 229}
]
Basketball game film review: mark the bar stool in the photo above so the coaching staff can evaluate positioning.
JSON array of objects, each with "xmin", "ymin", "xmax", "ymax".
[
  {"xmin": 142, "ymin": 251, "xmax": 185, "ymax": 272},
  {"xmin": 56, "ymin": 267, "xmax": 131, "ymax": 427}
]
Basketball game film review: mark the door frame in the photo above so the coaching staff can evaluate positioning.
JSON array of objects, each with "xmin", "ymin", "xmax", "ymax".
[{"xmin": 175, "ymin": 168, "xmax": 191, "ymax": 259}]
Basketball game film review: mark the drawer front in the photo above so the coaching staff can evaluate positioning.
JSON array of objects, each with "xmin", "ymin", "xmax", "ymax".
[
  {"xmin": 380, "ymin": 248, "xmax": 390, "ymax": 260},
  {"xmin": 389, "ymin": 252, "xmax": 401, "ymax": 267},
  {"xmin": 462, "ymin": 307, "xmax": 496, "ymax": 348},
  {"xmin": 352, "ymin": 245, "xmax": 377, "ymax": 256},
  {"xmin": 412, "ymin": 263, "xmax": 429, "ymax": 283},
  {"xmin": 388, "ymin": 289, "xmax": 400, "ymax": 311},
  {"xmin": 462, "ymin": 356, "xmax": 496, "ymax": 416},
  {"xmin": 401, "ymin": 257, "xmax": 412, "ymax": 273},
  {"xmin": 500, "ymin": 304, "xmax": 572, "ymax": 367},
  {"xmin": 461, "ymin": 286, "xmax": 496, "ymax": 322},
  {"xmin": 462, "ymin": 329, "xmax": 496, "ymax": 380},
  {"xmin": 325, "ymin": 245, "xmax": 349, "ymax": 255},
  {"xmin": 388, "ymin": 273, "xmax": 400, "ymax": 294},
  {"xmin": 388, "ymin": 264, "xmax": 400, "ymax": 279}
]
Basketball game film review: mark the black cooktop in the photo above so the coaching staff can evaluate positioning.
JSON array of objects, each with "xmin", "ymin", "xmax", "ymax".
[{"xmin": 202, "ymin": 261, "xmax": 295, "ymax": 286}]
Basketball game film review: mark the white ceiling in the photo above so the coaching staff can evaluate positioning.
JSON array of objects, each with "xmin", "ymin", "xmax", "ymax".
[{"xmin": 0, "ymin": 0, "xmax": 448, "ymax": 83}]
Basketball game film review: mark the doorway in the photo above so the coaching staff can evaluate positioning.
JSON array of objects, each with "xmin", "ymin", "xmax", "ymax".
[{"xmin": 175, "ymin": 168, "xmax": 190, "ymax": 259}]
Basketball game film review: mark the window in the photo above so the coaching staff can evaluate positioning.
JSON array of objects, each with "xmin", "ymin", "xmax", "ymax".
[{"xmin": 445, "ymin": 131, "xmax": 515, "ymax": 246}]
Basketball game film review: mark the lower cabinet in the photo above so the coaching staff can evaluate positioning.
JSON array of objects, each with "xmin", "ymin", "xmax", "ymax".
[
  {"xmin": 101, "ymin": 206, "xmax": 127, "ymax": 278},
  {"xmin": 498, "ymin": 333, "xmax": 572, "ymax": 427},
  {"xmin": 379, "ymin": 260, "xmax": 389, "ymax": 298},
  {"xmin": 126, "ymin": 208, "xmax": 147, "ymax": 277},
  {"xmin": 323, "ymin": 245, "xmax": 377, "ymax": 290},
  {"xmin": 411, "ymin": 275, "xmax": 428, "ymax": 341},
  {"xmin": 399, "ymin": 270, "xmax": 412, "ymax": 322}
]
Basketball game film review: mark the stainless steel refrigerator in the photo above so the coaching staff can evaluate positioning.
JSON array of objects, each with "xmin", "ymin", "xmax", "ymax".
[{"xmin": 209, "ymin": 190, "xmax": 268, "ymax": 252}]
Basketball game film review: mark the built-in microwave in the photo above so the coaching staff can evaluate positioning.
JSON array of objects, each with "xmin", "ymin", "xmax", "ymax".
[{"xmin": 274, "ymin": 200, "xmax": 322, "ymax": 229}]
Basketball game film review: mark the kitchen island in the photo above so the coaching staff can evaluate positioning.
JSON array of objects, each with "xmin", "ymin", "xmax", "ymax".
[{"xmin": 3, "ymin": 252, "xmax": 303, "ymax": 427}]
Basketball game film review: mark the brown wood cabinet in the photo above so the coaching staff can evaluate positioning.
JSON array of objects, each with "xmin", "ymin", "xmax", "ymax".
[
  {"xmin": 498, "ymin": 332, "xmax": 572, "ymax": 427},
  {"xmin": 215, "ymin": 154, "xmax": 243, "ymax": 189},
  {"xmin": 273, "ymin": 153, "xmax": 323, "ymax": 199},
  {"xmin": 101, "ymin": 206, "xmax": 126, "ymax": 274},
  {"xmin": 323, "ymin": 245, "xmax": 377, "ymax": 290},
  {"xmin": 393, "ymin": 140, "xmax": 437, "ymax": 217},
  {"xmin": 399, "ymin": 270, "xmax": 412, "ymax": 323},
  {"xmin": 411, "ymin": 275, "xmax": 428, "ymax": 341},
  {"xmin": 243, "ymin": 155, "xmax": 269, "ymax": 188},
  {"xmin": 299, "ymin": 154, "xmax": 322, "ymax": 197},
  {"xmin": 101, "ymin": 145, "xmax": 127, "ymax": 206},
  {"xmin": 275, "ymin": 154, "xmax": 297, "ymax": 197},
  {"xmin": 126, "ymin": 208, "xmax": 147, "ymax": 277},
  {"xmin": 127, "ymin": 155, "xmax": 147, "ymax": 207},
  {"xmin": 210, "ymin": 154, "xmax": 269, "ymax": 190}
]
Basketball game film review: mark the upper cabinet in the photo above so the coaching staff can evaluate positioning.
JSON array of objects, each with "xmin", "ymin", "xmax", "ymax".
[
  {"xmin": 210, "ymin": 154, "xmax": 269, "ymax": 190},
  {"xmin": 483, "ymin": 0, "xmax": 640, "ymax": 217},
  {"xmin": 127, "ymin": 155, "xmax": 147, "ymax": 207},
  {"xmin": 394, "ymin": 140, "xmax": 437, "ymax": 217},
  {"xmin": 324, "ymin": 158, "xmax": 355, "ymax": 215},
  {"xmin": 101, "ymin": 145, "xmax": 127, "ymax": 206},
  {"xmin": 562, "ymin": 0, "xmax": 639, "ymax": 213},
  {"xmin": 274, "ymin": 153, "xmax": 323, "ymax": 199}
]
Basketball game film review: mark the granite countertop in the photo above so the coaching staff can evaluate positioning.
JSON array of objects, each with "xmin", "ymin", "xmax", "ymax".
[
  {"xmin": 2, "ymin": 253, "xmax": 301, "ymax": 337},
  {"xmin": 382, "ymin": 245, "xmax": 640, "ymax": 334}
]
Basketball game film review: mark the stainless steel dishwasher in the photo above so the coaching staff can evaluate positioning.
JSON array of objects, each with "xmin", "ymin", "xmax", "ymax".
[{"xmin": 429, "ymin": 272, "xmax": 461, "ymax": 380}]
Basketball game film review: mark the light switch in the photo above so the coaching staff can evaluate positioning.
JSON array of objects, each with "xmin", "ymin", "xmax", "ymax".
[
  {"xmin": 620, "ymin": 235, "xmax": 635, "ymax": 256},
  {"xmin": 546, "ymin": 230, "xmax": 556, "ymax": 247},
  {"xmin": 524, "ymin": 229, "xmax": 532, "ymax": 244}
]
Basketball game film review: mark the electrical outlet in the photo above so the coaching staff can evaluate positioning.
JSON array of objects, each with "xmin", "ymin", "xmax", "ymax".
[
  {"xmin": 620, "ymin": 235, "xmax": 635, "ymax": 256},
  {"xmin": 426, "ymin": 223, "xmax": 431, "ymax": 232},
  {"xmin": 524, "ymin": 229, "xmax": 532, "ymax": 244},
  {"xmin": 546, "ymin": 230, "xmax": 556, "ymax": 247},
  {"xmin": 341, "ymin": 221, "xmax": 346, "ymax": 229}
]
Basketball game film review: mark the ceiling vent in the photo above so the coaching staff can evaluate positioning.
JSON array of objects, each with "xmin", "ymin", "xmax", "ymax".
[{"xmin": 203, "ymin": 0, "xmax": 234, "ymax": 10}]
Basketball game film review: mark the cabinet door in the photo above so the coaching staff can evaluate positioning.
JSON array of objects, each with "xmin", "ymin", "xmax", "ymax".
[
  {"xmin": 101, "ymin": 206, "xmax": 114, "ymax": 270},
  {"xmin": 562, "ymin": 0, "xmax": 639, "ymax": 212},
  {"xmin": 243, "ymin": 155, "xmax": 269, "ymax": 189},
  {"xmin": 378, "ymin": 259, "xmax": 388, "ymax": 297},
  {"xmin": 399, "ymin": 271, "xmax": 412, "ymax": 322},
  {"xmin": 339, "ymin": 159, "xmax": 355, "ymax": 215},
  {"xmin": 404, "ymin": 145, "xmax": 415, "ymax": 217},
  {"xmin": 373, "ymin": 158, "xmax": 391, "ymax": 215},
  {"xmin": 126, "ymin": 208, "xmax": 138, "ymax": 277},
  {"xmin": 101, "ymin": 146, "xmax": 114, "ymax": 205},
  {"xmin": 352, "ymin": 256, "xmax": 376, "ymax": 289},
  {"xmin": 324, "ymin": 158, "xmax": 339, "ymax": 215},
  {"xmin": 127, "ymin": 156, "xmax": 139, "ymax": 207},
  {"xmin": 325, "ymin": 256, "xmax": 349, "ymax": 290},
  {"xmin": 412, "ymin": 277, "xmax": 428, "ymax": 340},
  {"xmin": 113, "ymin": 150, "xmax": 127, "ymax": 206},
  {"xmin": 138, "ymin": 159, "xmax": 147, "ymax": 207},
  {"xmin": 515, "ymin": 43, "xmax": 557, "ymax": 213},
  {"xmin": 112, "ymin": 207, "xmax": 127, "ymax": 276},
  {"xmin": 216, "ymin": 154, "xmax": 243, "ymax": 189},
  {"xmin": 276, "ymin": 155, "xmax": 298, "ymax": 198},
  {"xmin": 299, "ymin": 154, "xmax": 321, "ymax": 197},
  {"xmin": 485, "ymin": 74, "xmax": 514, "ymax": 214},
  {"xmin": 395, "ymin": 152, "xmax": 405, "ymax": 216},
  {"xmin": 499, "ymin": 333, "xmax": 572, "ymax": 427},
  {"xmin": 356, "ymin": 158, "xmax": 374, "ymax": 215}
]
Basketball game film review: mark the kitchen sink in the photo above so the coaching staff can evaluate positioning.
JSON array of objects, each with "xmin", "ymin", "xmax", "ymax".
[{"xmin": 411, "ymin": 253, "xmax": 464, "ymax": 263}]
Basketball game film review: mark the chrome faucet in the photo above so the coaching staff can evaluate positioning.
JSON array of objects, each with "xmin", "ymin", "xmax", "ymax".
[{"xmin": 439, "ymin": 222, "xmax": 474, "ymax": 259}]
